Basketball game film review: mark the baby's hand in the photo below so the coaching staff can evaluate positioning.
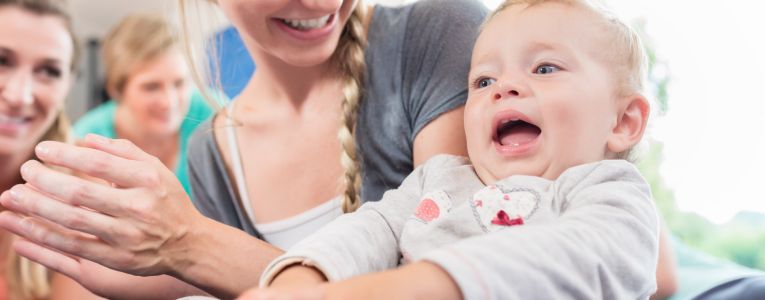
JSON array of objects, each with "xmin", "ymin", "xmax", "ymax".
[
  {"xmin": 237, "ymin": 285, "xmax": 326, "ymax": 300},
  {"xmin": 270, "ymin": 265, "xmax": 328, "ymax": 288},
  {"xmin": 238, "ymin": 265, "xmax": 328, "ymax": 300}
]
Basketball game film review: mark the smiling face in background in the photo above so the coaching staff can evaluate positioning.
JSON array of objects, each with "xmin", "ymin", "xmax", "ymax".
[
  {"xmin": 119, "ymin": 48, "xmax": 191, "ymax": 137},
  {"xmin": 464, "ymin": 2, "xmax": 629, "ymax": 184},
  {"xmin": 218, "ymin": 0, "xmax": 358, "ymax": 67},
  {"xmin": 0, "ymin": 6, "xmax": 73, "ymax": 157}
]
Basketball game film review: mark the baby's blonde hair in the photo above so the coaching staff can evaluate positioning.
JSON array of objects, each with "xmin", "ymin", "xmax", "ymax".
[{"xmin": 490, "ymin": 0, "xmax": 647, "ymax": 97}]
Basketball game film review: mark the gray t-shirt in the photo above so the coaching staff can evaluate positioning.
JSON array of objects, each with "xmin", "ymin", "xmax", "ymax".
[
  {"xmin": 187, "ymin": 0, "xmax": 489, "ymax": 238},
  {"xmin": 260, "ymin": 156, "xmax": 660, "ymax": 300}
]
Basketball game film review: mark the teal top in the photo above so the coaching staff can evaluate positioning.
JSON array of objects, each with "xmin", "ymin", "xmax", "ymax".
[
  {"xmin": 669, "ymin": 236, "xmax": 763, "ymax": 299},
  {"xmin": 73, "ymin": 90, "xmax": 214, "ymax": 196}
]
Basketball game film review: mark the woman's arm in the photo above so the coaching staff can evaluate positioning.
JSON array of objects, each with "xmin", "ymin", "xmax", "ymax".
[
  {"xmin": 0, "ymin": 136, "xmax": 282, "ymax": 298},
  {"xmin": 50, "ymin": 272, "xmax": 106, "ymax": 300},
  {"xmin": 413, "ymin": 106, "xmax": 468, "ymax": 166},
  {"xmin": 651, "ymin": 224, "xmax": 678, "ymax": 300}
]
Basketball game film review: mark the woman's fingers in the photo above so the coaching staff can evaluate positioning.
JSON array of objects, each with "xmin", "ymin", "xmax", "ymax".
[
  {"xmin": 33, "ymin": 141, "xmax": 161, "ymax": 188},
  {"xmin": 0, "ymin": 211, "xmax": 117, "ymax": 262},
  {"xmin": 13, "ymin": 237, "xmax": 83, "ymax": 281},
  {"xmin": 81, "ymin": 134, "xmax": 158, "ymax": 162},
  {"xmin": 15, "ymin": 161, "xmax": 128, "ymax": 216},
  {"xmin": 1, "ymin": 185, "xmax": 134, "ymax": 244}
]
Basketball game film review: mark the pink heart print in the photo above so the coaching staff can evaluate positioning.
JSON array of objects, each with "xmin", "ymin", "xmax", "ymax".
[
  {"xmin": 413, "ymin": 190, "xmax": 452, "ymax": 223},
  {"xmin": 414, "ymin": 198, "xmax": 440, "ymax": 222}
]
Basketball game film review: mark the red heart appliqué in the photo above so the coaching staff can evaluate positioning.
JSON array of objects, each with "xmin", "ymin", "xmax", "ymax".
[{"xmin": 414, "ymin": 198, "xmax": 440, "ymax": 222}]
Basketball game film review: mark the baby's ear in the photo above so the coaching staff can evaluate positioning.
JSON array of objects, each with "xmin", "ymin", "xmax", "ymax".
[{"xmin": 607, "ymin": 94, "xmax": 650, "ymax": 154}]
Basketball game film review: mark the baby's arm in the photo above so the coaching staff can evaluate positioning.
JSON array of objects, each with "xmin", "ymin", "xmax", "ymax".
[
  {"xmin": 259, "ymin": 157, "xmax": 458, "ymax": 288},
  {"xmin": 417, "ymin": 160, "xmax": 659, "ymax": 299}
]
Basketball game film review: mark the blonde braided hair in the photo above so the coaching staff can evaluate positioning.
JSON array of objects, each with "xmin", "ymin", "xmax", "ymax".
[
  {"xmin": 334, "ymin": 4, "xmax": 368, "ymax": 213},
  {"xmin": 177, "ymin": 0, "xmax": 369, "ymax": 212}
]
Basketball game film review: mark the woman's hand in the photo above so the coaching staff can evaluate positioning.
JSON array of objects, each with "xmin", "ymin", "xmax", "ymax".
[{"xmin": 0, "ymin": 134, "xmax": 205, "ymax": 277}]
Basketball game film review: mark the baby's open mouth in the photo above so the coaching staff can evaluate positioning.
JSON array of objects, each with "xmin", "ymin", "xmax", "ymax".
[{"xmin": 494, "ymin": 119, "xmax": 541, "ymax": 147}]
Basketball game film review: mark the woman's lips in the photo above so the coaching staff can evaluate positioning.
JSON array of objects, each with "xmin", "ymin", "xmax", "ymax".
[{"xmin": 0, "ymin": 118, "xmax": 31, "ymax": 136}]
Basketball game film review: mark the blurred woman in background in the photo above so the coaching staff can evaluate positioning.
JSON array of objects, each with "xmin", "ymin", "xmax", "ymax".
[{"xmin": 73, "ymin": 13, "xmax": 212, "ymax": 195}]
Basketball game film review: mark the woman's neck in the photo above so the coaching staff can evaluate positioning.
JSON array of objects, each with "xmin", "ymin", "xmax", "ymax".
[
  {"xmin": 246, "ymin": 52, "xmax": 342, "ymax": 109},
  {"xmin": 113, "ymin": 109, "xmax": 180, "ymax": 168}
]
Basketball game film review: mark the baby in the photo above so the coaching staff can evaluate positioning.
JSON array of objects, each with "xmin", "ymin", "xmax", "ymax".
[{"xmin": 245, "ymin": 0, "xmax": 658, "ymax": 299}]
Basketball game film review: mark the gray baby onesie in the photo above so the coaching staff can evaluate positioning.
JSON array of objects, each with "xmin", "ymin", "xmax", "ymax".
[{"xmin": 261, "ymin": 155, "xmax": 659, "ymax": 299}]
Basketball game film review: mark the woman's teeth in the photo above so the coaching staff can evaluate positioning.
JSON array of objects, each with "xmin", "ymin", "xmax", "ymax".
[
  {"xmin": 282, "ymin": 15, "xmax": 331, "ymax": 30},
  {"xmin": 0, "ymin": 114, "xmax": 27, "ymax": 125}
]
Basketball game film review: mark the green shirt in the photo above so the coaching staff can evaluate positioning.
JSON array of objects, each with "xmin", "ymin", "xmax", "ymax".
[
  {"xmin": 669, "ymin": 236, "xmax": 763, "ymax": 299},
  {"xmin": 73, "ymin": 90, "xmax": 214, "ymax": 196}
]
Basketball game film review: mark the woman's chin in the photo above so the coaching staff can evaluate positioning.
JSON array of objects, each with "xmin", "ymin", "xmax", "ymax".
[
  {"xmin": 0, "ymin": 138, "xmax": 33, "ymax": 157},
  {"xmin": 276, "ymin": 43, "xmax": 338, "ymax": 68},
  {"xmin": 147, "ymin": 124, "xmax": 181, "ymax": 137}
]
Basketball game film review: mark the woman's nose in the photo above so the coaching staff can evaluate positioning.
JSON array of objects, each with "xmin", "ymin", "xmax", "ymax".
[{"xmin": 0, "ymin": 70, "xmax": 34, "ymax": 106}]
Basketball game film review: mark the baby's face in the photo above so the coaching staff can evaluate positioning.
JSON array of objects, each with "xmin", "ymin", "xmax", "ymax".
[{"xmin": 465, "ymin": 2, "xmax": 622, "ymax": 184}]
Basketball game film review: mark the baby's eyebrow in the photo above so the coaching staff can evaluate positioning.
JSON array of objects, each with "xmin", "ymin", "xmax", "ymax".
[
  {"xmin": 521, "ymin": 41, "xmax": 569, "ymax": 56},
  {"xmin": 525, "ymin": 41, "xmax": 557, "ymax": 51},
  {"xmin": 469, "ymin": 63, "xmax": 499, "ymax": 78},
  {"xmin": 519, "ymin": 41, "xmax": 579, "ymax": 66}
]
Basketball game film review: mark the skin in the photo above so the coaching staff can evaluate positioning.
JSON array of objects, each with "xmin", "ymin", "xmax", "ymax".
[
  {"xmin": 0, "ymin": 6, "xmax": 72, "ymax": 186},
  {"xmin": 652, "ymin": 225, "xmax": 679, "ymax": 300},
  {"xmin": 113, "ymin": 48, "xmax": 191, "ymax": 169},
  {"xmin": 0, "ymin": 5, "xmax": 104, "ymax": 299},
  {"xmin": 240, "ymin": 2, "xmax": 651, "ymax": 299},
  {"xmin": 0, "ymin": 0, "xmax": 467, "ymax": 298}
]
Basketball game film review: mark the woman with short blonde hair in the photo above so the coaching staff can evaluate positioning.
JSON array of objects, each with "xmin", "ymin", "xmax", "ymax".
[{"xmin": 72, "ymin": 12, "xmax": 213, "ymax": 195}]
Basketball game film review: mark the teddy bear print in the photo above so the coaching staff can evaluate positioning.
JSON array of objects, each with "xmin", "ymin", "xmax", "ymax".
[{"xmin": 471, "ymin": 185, "xmax": 539, "ymax": 232}]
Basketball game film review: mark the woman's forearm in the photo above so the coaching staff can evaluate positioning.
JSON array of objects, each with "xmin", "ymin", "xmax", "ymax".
[{"xmin": 170, "ymin": 216, "xmax": 285, "ymax": 298}]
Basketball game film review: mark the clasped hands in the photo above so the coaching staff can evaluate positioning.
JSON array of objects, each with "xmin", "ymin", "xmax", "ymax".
[{"xmin": 0, "ymin": 134, "xmax": 203, "ymax": 280}]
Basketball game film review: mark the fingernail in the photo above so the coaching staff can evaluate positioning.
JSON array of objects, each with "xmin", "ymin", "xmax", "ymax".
[
  {"xmin": 20, "ymin": 161, "xmax": 32, "ymax": 176},
  {"xmin": 86, "ymin": 134, "xmax": 109, "ymax": 145},
  {"xmin": 35, "ymin": 143, "xmax": 50, "ymax": 158},
  {"xmin": 9, "ymin": 186, "xmax": 23, "ymax": 203}
]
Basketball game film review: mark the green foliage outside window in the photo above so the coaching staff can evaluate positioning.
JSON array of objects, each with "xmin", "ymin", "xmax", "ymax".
[{"xmin": 634, "ymin": 21, "xmax": 765, "ymax": 271}]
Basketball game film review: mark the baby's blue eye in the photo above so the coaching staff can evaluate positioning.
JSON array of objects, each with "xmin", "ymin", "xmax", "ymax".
[
  {"xmin": 535, "ymin": 64, "xmax": 560, "ymax": 74},
  {"xmin": 475, "ymin": 77, "xmax": 496, "ymax": 89}
]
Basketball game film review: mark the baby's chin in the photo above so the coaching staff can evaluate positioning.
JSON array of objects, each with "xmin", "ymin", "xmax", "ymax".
[{"xmin": 476, "ymin": 162, "xmax": 569, "ymax": 184}]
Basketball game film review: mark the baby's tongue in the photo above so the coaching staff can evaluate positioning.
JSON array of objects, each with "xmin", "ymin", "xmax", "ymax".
[{"xmin": 500, "ymin": 123, "xmax": 540, "ymax": 146}]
